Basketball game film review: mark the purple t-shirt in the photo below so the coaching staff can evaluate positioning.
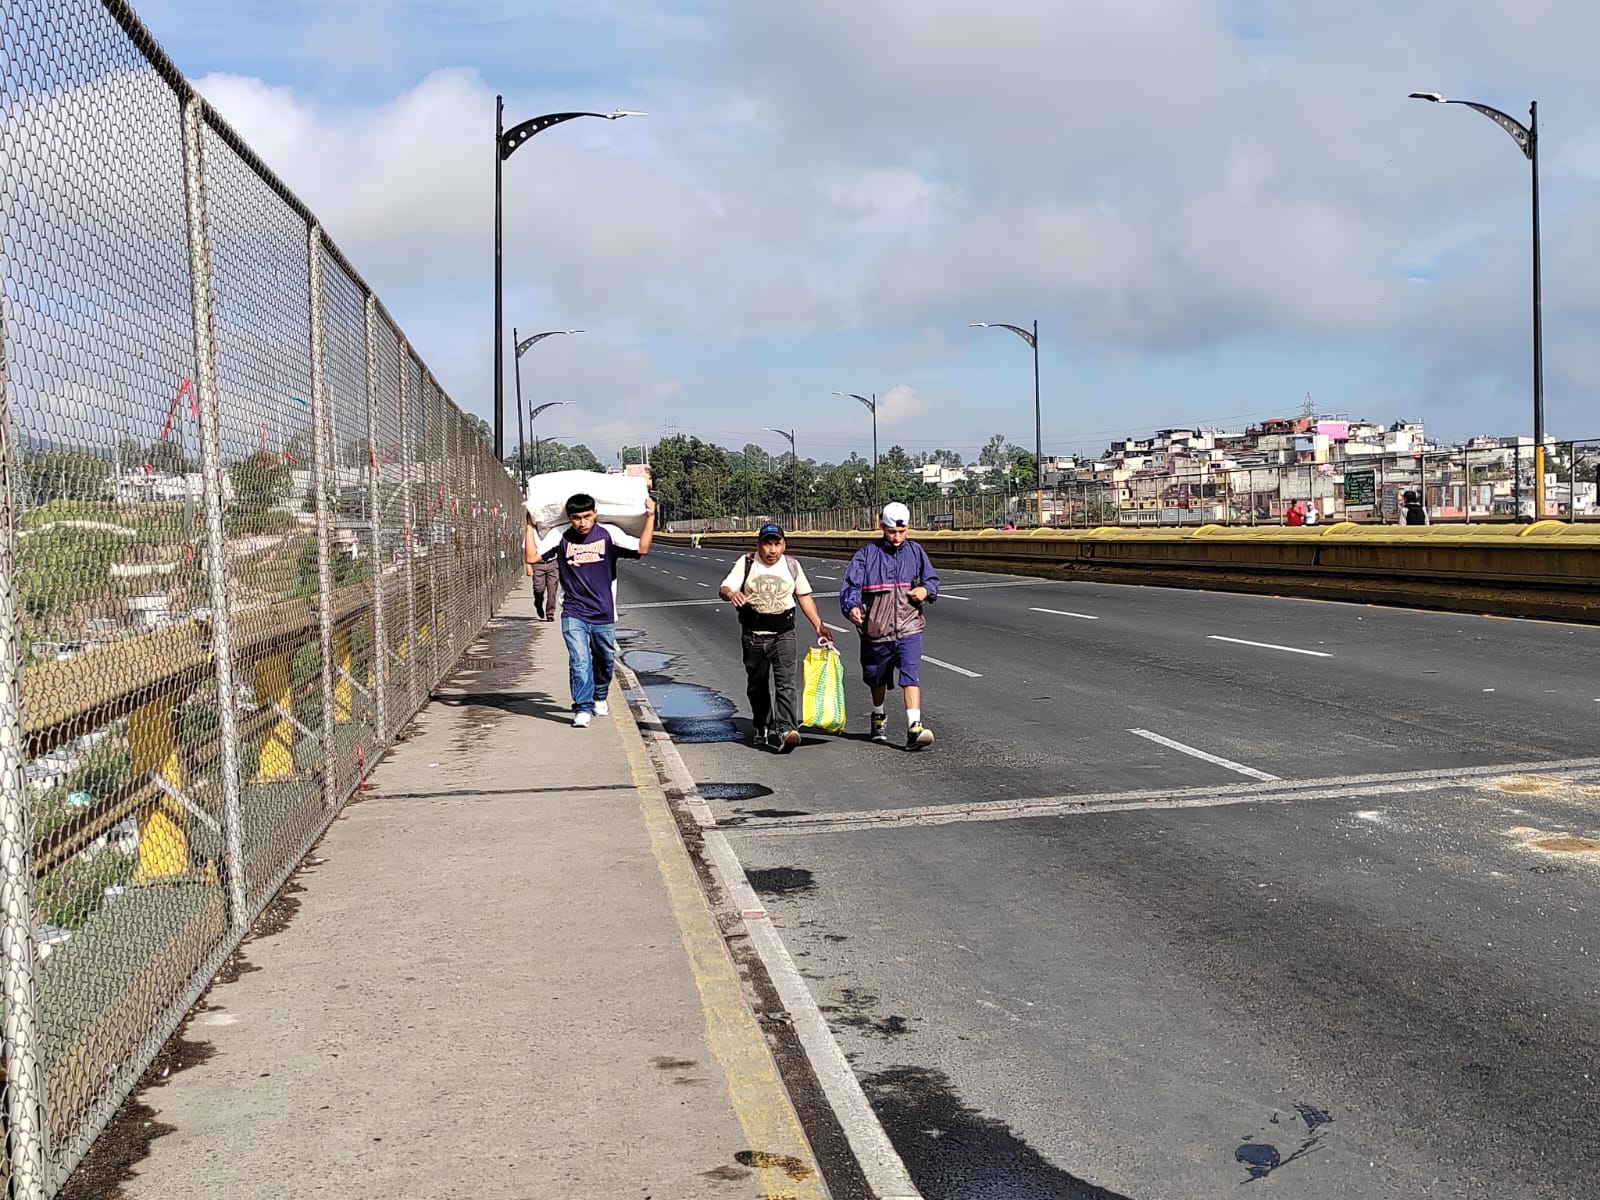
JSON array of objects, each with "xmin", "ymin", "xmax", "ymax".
[{"xmin": 555, "ymin": 524, "xmax": 640, "ymax": 623}]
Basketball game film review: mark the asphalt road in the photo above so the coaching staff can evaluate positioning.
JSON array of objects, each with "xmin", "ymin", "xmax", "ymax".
[{"xmin": 616, "ymin": 543, "xmax": 1600, "ymax": 1200}]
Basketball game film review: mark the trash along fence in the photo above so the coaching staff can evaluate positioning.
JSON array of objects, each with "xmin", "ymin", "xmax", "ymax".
[{"xmin": 0, "ymin": 3, "xmax": 522, "ymax": 1193}]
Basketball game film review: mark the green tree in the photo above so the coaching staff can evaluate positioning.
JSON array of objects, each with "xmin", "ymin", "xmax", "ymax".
[
  {"xmin": 22, "ymin": 450, "xmax": 110, "ymax": 503},
  {"xmin": 465, "ymin": 415, "xmax": 493, "ymax": 447},
  {"xmin": 229, "ymin": 450, "xmax": 295, "ymax": 511},
  {"xmin": 143, "ymin": 440, "xmax": 198, "ymax": 475}
]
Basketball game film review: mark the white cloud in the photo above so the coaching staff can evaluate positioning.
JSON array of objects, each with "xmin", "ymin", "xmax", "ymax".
[{"xmin": 130, "ymin": 0, "xmax": 1600, "ymax": 451}]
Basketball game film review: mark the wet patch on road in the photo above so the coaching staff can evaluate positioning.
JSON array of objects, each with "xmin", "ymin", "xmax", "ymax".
[
  {"xmin": 818, "ymin": 986, "xmax": 916, "ymax": 1041},
  {"xmin": 745, "ymin": 866, "xmax": 817, "ymax": 896},
  {"xmin": 697, "ymin": 783, "xmax": 775, "ymax": 803},
  {"xmin": 624, "ymin": 649, "xmax": 740, "ymax": 743},
  {"xmin": 859, "ymin": 1063, "xmax": 1134, "ymax": 1199},
  {"xmin": 1233, "ymin": 1104, "xmax": 1334, "ymax": 1184}
]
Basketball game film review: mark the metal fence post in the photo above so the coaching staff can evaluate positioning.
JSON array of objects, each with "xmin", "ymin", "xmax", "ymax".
[
  {"xmin": 363, "ymin": 297, "xmax": 389, "ymax": 743},
  {"xmin": 307, "ymin": 224, "xmax": 337, "ymax": 807},
  {"xmin": 181, "ymin": 95, "xmax": 249, "ymax": 929},
  {"xmin": 397, "ymin": 344, "xmax": 419, "ymax": 712},
  {"xmin": 0, "ymin": 314, "xmax": 49, "ymax": 1200}
]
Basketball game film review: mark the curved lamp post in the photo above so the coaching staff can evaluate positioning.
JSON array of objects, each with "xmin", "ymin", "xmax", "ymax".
[
  {"xmin": 528, "ymin": 400, "xmax": 572, "ymax": 477},
  {"xmin": 513, "ymin": 328, "xmax": 581, "ymax": 485},
  {"xmin": 1409, "ymin": 91, "xmax": 1544, "ymax": 519},
  {"xmin": 832, "ymin": 392, "xmax": 879, "ymax": 516},
  {"xmin": 765, "ymin": 426, "xmax": 797, "ymax": 528},
  {"xmin": 494, "ymin": 102, "xmax": 642, "ymax": 465},
  {"xmin": 971, "ymin": 320, "xmax": 1042, "ymax": 525}
]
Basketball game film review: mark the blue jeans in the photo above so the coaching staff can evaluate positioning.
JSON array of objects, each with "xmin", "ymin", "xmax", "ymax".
[{"xmin": 562, "ymin": 617, "xmax": 617, "ymax": 713}]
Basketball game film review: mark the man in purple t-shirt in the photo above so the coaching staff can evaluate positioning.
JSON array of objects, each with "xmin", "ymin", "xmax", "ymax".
[{"xmin": 554, "ymin": 491, "xmax": 656, "ymax": 727}]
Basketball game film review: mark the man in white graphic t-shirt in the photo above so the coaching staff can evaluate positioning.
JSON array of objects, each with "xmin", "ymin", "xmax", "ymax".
[{"xmin": 718, "ymin": 523, "xmax": 831, "ymax": 752}]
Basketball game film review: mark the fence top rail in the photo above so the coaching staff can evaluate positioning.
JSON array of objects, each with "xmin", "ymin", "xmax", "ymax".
[{"xmin": 97, "ymin": 0, "xmax": 401, "ymax": 339}]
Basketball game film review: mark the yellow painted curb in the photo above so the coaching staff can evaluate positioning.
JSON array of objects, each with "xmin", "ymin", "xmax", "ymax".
[{"xmin": 614, "ymin": 698, "xmax": 828, "ymax": 1200}]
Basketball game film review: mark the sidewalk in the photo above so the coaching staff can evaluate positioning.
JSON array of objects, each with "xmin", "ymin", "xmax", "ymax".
[{"xmin": 109, "ymin": 584, "xmax": 829, "ymax": 1200}]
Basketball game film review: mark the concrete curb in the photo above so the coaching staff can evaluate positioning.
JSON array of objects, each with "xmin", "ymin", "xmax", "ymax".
[{"xmin": 616, "ymin": 661, "xmax": 924, "ymax": 1200}]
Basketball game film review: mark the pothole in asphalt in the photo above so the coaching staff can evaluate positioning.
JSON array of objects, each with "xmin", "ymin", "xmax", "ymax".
[{"xmin": 623, "ymin": 649, "xmax": 738, "ymax": 743}]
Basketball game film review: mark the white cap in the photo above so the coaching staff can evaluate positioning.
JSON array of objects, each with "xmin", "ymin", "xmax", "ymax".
[{"xmin": 880, "ymin": 501, "xmax": 911, "ymax": 528}]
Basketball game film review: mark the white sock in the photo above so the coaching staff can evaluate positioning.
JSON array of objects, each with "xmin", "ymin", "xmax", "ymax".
[
  {"xmin": 872, "ymin": 704, "xmax": 885, "ymax": 716},
  {"xmin": 906, "ymin": 707, "xmax": 922, "ymax": 726}
]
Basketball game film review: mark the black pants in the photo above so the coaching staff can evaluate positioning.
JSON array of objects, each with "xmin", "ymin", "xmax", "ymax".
[{"xmin": 741, "ymin": 627, "xmax": 797, "ymax": 733}]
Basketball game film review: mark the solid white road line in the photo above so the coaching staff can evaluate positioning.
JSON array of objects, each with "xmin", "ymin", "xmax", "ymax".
[
  {"xmin": 1031, "ymin": 607, "xmax": 1097, "ymax": 620},
  {"xmin": 1206, "ymin": 634, "xmax": 1331, "ymax": 658},
  {"xmin": 1127, "ymin": 728, "xmax": 1280, "ymax": 782},
  {"xmin": 922, "ymin": 655, "xmax": 982, "ymax": 678},
  {"xmin": 939, "ymin": 593, "xmax": 970, "ymax": 600}
]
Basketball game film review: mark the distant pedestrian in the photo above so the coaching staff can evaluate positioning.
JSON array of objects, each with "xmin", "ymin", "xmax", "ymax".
[
  {"xmin": 553, "ymin": 492, "xmax": 656, "ymax": 727},
  {"xmin": 840, "ymin": 502, "xmax": 940, "ymax": 749},
  {"xmin": 718, "ymin": 523, "xmax": 830, "ymax": 752},
  {"xmin": 524, "ymin": 515, "xmax": 559, "ymax": 621},
  {"xmin": 1303, "ymin": 502, "xmax": 1320, "ymax": 526},
  {"xmin": 1284, "ymin": 500, "xmax": 1305, "ymax": 527},
  {"xmin": 1400, "ymin": 490, "xmax": 1429, "ymax": 526}
]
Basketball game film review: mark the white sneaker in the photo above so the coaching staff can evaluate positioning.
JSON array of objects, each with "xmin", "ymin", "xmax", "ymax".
[
  {"xmin": 573, "ymin": 712, "xmax": 592, "ymax": 728},
  {"xmin": 594, "ymin": 700, "xmax": 610, "ymax": 717}
]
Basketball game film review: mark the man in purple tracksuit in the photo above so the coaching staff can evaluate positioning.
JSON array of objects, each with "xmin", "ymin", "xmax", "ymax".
[{"xmin": 840, "ymin": 502, "xmax": 940, "ymax": 749}]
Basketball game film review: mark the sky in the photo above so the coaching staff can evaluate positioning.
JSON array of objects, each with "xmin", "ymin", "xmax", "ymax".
[{"xmin": 129, "ymin": 0, "xmax": 1600, "ymax": 465}]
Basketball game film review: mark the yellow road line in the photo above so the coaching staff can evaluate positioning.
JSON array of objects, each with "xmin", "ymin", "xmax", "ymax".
[{"xmin": 616, "ymin": 706, "xmax": 828, "ymax": 1200}]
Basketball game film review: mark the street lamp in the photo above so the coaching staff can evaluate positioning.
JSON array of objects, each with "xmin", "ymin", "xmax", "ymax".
[
  {"xmin": 529, "ymin": 400, "xmax": 572, "ymax": 477},
  {"xmin": 513, "ymin": 328, "xmax": 581, "ymax": 486},
  {"xmin": 1409, "ymin": 91, "xmax": 1544, "ymax": 520},
  {"xmin": 765, "ymin": 427, "xmax": 797, "ymax": 529},
  {"xmin": 494, "ymin": 101, "xmax": 642, "ymax": 465},
  {"xmin": 832, "ymin": 392, "xmax": 879, "ymax": 516},
  {"xmin": 971, "ymin": 320, "xmax": 1042, "ymax": 525}
]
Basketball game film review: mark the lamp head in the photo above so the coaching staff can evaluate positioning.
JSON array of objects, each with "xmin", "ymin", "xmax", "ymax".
[
  {"xmin": 1409, "ymin": 92, "xmax": 1446, "ymax": 103},
  {"xmin": 607, "ymin": 110, "xmax": 648, "ymax": 119}
]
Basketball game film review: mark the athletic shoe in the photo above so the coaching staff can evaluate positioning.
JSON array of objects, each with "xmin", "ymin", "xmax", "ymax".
[
  {"xmin": 594, "ymin": 700, "xmax": 609, "ymax": 717},
  {"xmin": 780, "ymin": 729, "xmax": 801, "ymax": 753},
  {"xmin": 869, "ymin": 712, "xmax": 889, "ymax": 743},
  {"xmin": 906, "ymin": 723, "xmax": 934, "ymax": 749},
  {"xmin": 751, "ymin": 726, "xmax": 769, "ymax": 748},
  {"xmin": 573, "ymin": 712, "xmax": 592, "ymax": 729},
  {"xmin": 767, "ymin": 728, "xmax": 784, "ymax": 750}
]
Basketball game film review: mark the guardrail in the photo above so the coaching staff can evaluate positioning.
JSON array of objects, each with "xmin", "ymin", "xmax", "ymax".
[
  {"xmin": 0, "ymin": 2, "xmax": 522, "ymax": 1194},
  {"xmin": 662, "ymin": 523, "xmax": 1600, "ymax": 623}
]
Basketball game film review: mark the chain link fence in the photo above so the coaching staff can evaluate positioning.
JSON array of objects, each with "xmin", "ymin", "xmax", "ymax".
[{"xmin": 0, "ymin": 3, "xmax": 522, "ymax": 1193}]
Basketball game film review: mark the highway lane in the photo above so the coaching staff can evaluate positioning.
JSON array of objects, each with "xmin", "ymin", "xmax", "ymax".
[{"xmin": 613, "ymin": 545, "xmax": 1600, "ymax": 1198}]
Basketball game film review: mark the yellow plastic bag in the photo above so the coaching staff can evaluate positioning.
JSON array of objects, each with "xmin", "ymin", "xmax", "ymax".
[{"xmin": 802, "ymin": 643, "xmax": 847, "ymax": 733}]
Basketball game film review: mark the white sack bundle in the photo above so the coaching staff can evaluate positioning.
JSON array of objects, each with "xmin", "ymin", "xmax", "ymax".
[{"xmin": 525, "ymin": 470, "xmax": 649, "ymax": 557}]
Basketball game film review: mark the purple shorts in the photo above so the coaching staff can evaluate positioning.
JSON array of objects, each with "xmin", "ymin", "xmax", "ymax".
[{"xmin": 860, "ymin": 633, "xmax": 922, "ymax": 690}]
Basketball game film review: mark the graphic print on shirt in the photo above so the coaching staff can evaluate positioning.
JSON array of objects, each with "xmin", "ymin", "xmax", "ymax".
[
  {"xmin": 564, "ymin": 538, "xmax": 608, "ymax": 567},
  {"xmin": 746, "ymin": 570, "xmax": 794, "ymax": 615}
]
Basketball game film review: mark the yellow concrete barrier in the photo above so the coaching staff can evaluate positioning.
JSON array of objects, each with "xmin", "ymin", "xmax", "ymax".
[{"xmin": 129, "ymin": 693, "xmax": 188, "ymax": 880}]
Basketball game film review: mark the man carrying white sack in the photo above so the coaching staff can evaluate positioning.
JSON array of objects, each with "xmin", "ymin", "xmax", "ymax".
[{"xmin": 524, "ymin": 470, "xmax": 656, "ymax": 728}]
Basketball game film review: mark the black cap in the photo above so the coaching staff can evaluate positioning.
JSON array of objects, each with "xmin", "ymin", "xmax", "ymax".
[{"xmin": 757, "ymin": 522, "xmax": 785, "ymax": 541}]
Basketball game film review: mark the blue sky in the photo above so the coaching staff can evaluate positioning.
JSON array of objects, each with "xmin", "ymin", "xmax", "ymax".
[{"xmin": 133, "ymin": 0, "xmax": 1600, "ymax": 464}]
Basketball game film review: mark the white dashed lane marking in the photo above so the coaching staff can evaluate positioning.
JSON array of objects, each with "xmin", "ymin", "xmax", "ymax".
[
  {"xmin": 1206, "ymin": 635, "xmax": 1331, "ymax": 658},
  {"xmin": 1127, "ymin": 728, "xmax": 1280, "ymax": 782}
]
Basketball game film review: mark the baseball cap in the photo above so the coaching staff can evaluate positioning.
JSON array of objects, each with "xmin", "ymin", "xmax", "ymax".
[
  {"xmin": 880, "ymin": 502, "xmax": 911, "ymax": 528},
  {"xmin": 757, "ymin": 522, "xmax": 785, "ymax": 541}
]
